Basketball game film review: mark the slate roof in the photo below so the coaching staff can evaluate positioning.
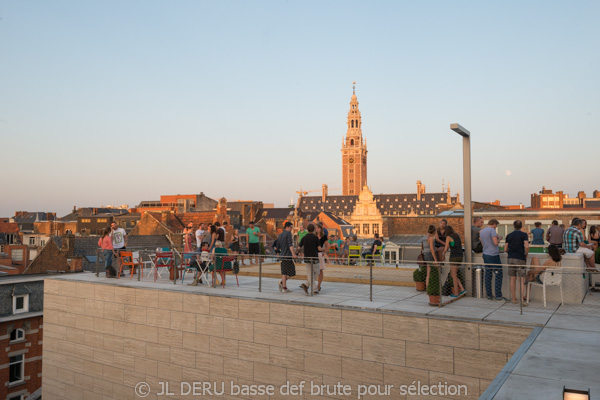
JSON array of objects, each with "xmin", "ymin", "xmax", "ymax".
[
  {"xmin": 319, "ymin": 211, "xmax": 352, "ymax": 226},
  {"xmin": 298, "ymin": 193, "xmax": 450, "ymax": 217},
  {"xmin": 12, "ymin": 212, "xmax": 56, "ymax": 223},
  {"xmin": 386, "ymin": 235, "xmax": 426, "ymax": 245},
  {"xmin": 260, "ymin": 208, "xmax": 295, "ymax": 220},
  {"xmin": 60, "ymin": 208, "xmax": 128, "ymax": 222}
]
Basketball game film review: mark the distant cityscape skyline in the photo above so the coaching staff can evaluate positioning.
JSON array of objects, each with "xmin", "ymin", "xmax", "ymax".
[{"xmin": 1, "ymin": 1, "xmax": 598, "ymax": 217}]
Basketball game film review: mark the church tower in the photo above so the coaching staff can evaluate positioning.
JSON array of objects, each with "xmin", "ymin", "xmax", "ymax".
[{"xmin": 341, "ymin": 82, "xmax": 368, "ymax": 196}]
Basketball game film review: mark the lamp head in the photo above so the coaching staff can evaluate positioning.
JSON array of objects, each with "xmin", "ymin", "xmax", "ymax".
[{"xmin": 450, "ymin": 123, "xmax": 470, "ymax": 137}]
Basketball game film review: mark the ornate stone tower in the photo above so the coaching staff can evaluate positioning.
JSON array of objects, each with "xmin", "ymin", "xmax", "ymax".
[{"xmin": 341, "ymin": 82, "xmax": 368, "ymax": 196}]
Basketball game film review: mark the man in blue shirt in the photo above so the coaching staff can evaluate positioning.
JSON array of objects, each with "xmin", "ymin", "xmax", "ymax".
[{"xmin": 480, "ymin": 219, "xmax": 507, "ymax": 301}]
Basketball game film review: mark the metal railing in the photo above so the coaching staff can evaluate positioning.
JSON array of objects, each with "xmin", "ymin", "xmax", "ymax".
[{"xmin": 92, "ymin": 247, "xmax": 598, "ymax": 312}]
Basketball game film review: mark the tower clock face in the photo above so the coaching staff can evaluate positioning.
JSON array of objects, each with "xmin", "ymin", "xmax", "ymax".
[{"xmin": 349, "ymin": 158, "xmax": 354, "ymax": 164}]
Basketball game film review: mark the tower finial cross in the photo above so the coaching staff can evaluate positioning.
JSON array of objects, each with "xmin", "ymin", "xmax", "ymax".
[{"xmin": 352, "ymin": 81, "xmax": 356, "ymax": 94}]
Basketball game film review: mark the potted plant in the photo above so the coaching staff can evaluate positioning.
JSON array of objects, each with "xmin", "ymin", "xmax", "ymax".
[
  {"xmin": 427, "ymin": 265, "xmax": 441, "ymax": 306},
  {"xmin": 413, "ymin": 266, "xmax": 426, "ymax": 291}
]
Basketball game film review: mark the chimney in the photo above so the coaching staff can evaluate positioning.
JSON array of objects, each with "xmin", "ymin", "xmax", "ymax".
[
  {"xmin": 594, "ymin": 190, "xmax": 600, "ymax": 198},
  {"xmin": 62, "ymin": 233, "xmax": 75, "ymax": 257},
  {"xmin": 322, "ymin": 184, "xmax": 328, "ymax": 203},
  {"xmin": 161, "ymin": 211, "xmax": 169, "ymax": 224},
  {"xmin": 73, "ymin": 206, "xmax": 77, "ymax": 213}
]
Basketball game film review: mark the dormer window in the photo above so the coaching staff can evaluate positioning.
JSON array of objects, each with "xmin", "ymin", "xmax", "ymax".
[
  {"xmin": 13, "ymin": 294, "xmax": 29, "ymax": 314},
  {"xmin": 10, "ymin": 328, "xmax": 25, "ymax": 343}
]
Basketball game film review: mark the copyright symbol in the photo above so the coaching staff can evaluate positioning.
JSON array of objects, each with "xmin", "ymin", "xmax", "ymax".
[{"xmin": 135, "ymin": 382, "xmax": 151, "ymax": 398}]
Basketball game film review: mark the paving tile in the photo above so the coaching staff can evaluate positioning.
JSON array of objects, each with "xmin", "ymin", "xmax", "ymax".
[
  {"xmin": 545, "ymin": 313, "xmax": 600, "ymax": 332},
  {"xmin": 380, "ymin": 300, "xmax": 439, "ymax": 315},
  {"xmin": 428, "ymin": 305, "xmax": 494, "ymax": 320},
  {"xmin": 483, "ymin": 309, "xmax": 552, "ymax": 326}
]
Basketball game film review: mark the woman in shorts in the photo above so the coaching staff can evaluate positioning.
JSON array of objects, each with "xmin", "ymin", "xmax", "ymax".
[
  {"xmin": 422, "ymin": 225, "xmax": 438, "ymax": 289},
  {"xmin": 443, "ymin": 226, "xmax": 466, "ymax": 297}
]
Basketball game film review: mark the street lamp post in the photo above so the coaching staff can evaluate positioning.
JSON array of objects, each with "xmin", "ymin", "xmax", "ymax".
[{"xmin": 450, "ymin": 123, "xmax": 473, "ymax": 287}]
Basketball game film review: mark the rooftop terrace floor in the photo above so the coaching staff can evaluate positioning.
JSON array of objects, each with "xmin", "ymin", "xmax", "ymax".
[{"xmin": 51, "ymin": 267, "xmax": 600, "ymax": 399}]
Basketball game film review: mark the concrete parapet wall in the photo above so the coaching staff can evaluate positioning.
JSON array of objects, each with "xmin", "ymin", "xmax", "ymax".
[{"xmin": 42, "ymin": 279, "xmax": 533, "ymax": 400}]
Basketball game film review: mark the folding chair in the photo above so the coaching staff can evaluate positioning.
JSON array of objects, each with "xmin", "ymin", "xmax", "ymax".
[
  {"xmin": 146, "ymin": 251, "xmax": 174, "ymax": 281},
  {"xmin": 348, "ymin": 245, "xmax": 361, "ymax": 266},
  {"xmin": 181, "ymin": 252, "xmax": 210, "ymax": 285},
  {"xmin": 118, "ymin": 251, "xmax": 142, "ymax": 279}
]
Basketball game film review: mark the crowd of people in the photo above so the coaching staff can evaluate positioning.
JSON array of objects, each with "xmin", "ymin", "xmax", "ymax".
[
  {"xmin": 471, "ymin": 217, "xmax": 599, "ymax": 304},
  {"xmin": 420, "ymin": 216, "xmax": 600, "ymax": 304},
  {"xmin": 99, "ymin": 215, "xmax": 599, "ymax": 302}
]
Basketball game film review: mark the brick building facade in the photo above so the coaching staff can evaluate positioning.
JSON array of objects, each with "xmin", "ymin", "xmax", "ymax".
[{"xmin": 0, "ymin": 277, "xmax": 44, "ymax": 400}]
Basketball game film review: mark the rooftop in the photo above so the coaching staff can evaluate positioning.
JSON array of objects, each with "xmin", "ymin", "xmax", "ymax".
[{"xmin": 48, "ymin": 258, "xmax": 600, "ymax": 398}]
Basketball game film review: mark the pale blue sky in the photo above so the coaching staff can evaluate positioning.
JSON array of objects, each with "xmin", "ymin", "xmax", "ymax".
[{"xmin": 1, "ymin": 1, "xmax": 598, "ymax": 217}]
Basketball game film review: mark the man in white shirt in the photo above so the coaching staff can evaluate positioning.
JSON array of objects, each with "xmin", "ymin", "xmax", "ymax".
[
  {"xmin": 195, "ymin": 223, "xmax": 205, "ymax": 249},
  {"xmin": 110, "ymin": 222, "xmax": 127, "ymax": 250}
]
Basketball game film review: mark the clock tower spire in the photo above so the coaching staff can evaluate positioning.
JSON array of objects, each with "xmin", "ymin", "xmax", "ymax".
[{"xmin": 341, "ymin": 82, "xmax": 368, "ymax": 196}]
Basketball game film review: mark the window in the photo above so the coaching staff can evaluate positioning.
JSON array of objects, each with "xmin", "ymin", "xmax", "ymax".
[
  {"xmin": 97, "ymin": 218, "xmax": 108, "ymax": 223},
  {"xmin": 8, "ymin": 394, "xmax": 23, "ymax": 400},
  {"xmin": 40, "ymin": 240, "xmax": 45, "ymax": 246},
  {"xmin": 363, "ymin": 224, "xmax": 370, "ymax": 235},
  {"xmin": 11, "ymin": 249, "xmax": 23, "ymax": 262},
  {"xmin": 13, "ymin": 294, "xmax": 29, "ymax": 314},
  {"xmin": 373, "ymin": 225, "xmax": 379, "ymax": 235},
  {"xmin": 10, "ymin": 328, "xmax": 25, "ymax": 342},
  {"xmin": 9, "ymin": 354, "xmax": 24, "ymax": 383},
  {"xmin": 349, "ymin": 169, "xmax": 353, "ymax": 173},
  {"xmin": 29, "ymin": 237, "xmax": 36, "ymax": 245},
  {"xmin": 81, "ymin": 218, "xmax": 91, "ymax": 223}
]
